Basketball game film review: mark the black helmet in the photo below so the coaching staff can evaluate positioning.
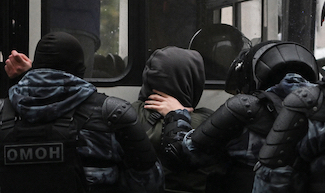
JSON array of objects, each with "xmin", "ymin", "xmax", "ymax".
[
  {"xmin": 225, "ymin": 41, "xmax": 319, "ymax": 95},
  {"xmin": 189, "ymin": 23, "xmax": 251, "ymax": 80}
]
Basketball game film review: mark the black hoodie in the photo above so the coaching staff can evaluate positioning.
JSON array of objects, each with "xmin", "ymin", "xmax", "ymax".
[
  {"xmin": 133, "ymin": 46, "xmax": 213, "ymax": 193},
  {"xmin": 139, "ymin": 46, "xmax": 205, "ymax": 108}
]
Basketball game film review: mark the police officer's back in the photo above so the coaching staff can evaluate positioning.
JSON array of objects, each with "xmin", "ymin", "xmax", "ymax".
[{"xmin": 0, "ymin": 32, "xmax": 164, "ymax": 193}]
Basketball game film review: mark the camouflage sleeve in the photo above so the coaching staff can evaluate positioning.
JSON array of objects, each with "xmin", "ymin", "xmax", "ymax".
[
  {"xmin": 252, "ymin": 165, "xmax": 307, "ymax": 193},
  {"xmin": 298, "ymin": 120, "xmax": 325, "ymax": 162},
  {"xmin": 182, "ymin": 129, "xmax": 226, "ymax": 167}
]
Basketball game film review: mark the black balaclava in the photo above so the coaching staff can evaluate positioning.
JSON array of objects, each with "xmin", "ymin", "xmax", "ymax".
[
  {"xmin": 33, "ymin": 32, "xmax": 86, "ymax": 78},
  {"xmin": 139, "ymin": 46, "xmax": 205, "ymax": 108}
]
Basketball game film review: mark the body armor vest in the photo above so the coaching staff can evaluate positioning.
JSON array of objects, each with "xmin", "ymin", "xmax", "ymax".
[{"xmin": 0, "ymin": 97, "xmax": 94, "ymax": 193}]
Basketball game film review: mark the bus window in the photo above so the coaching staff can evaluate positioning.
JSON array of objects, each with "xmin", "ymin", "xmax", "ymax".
[
  {"xmin": 235, "ymin": 0, "xmax": 282, "ymax": 42},
  {"xmin": 46, "ymin": 0, "xmax": 129, "ymax": 80},
  {"xmin": 93, "ymin": 0, "xmax": 128, "ymax": 79},
  {"xmin": 2, "ymin": 0, "xmax": 325, "ymax": 94},
  {"xmin": 315, "ymin": 0, "xmax": 325, "ymax": 76},
  {"xmin": 221, "ymin": 6, "xmax": 233, "ymax": 25},
  {"xmin": 240, "ymin": 0, "xmax": 262, "ymax": 42}
]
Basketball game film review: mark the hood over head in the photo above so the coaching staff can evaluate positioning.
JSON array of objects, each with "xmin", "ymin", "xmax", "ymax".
[
  {"xmin": 33, "ymin": 31, "xmax": 86, "ymax": 78},
  {"xmin": 139, "ymin": 46, "xmax": 205, "ymax": 108}
]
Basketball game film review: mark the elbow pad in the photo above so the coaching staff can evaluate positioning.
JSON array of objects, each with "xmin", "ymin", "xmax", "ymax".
[
  {"xmin": 191, "ymin": 94, "xmax": 271, "ymax": 152},
  {"xmin": 259, "ymin": 86, "xmax": 323, "ymax": 168},
  {"xmin": 258, "ymin": 108, "xmax": 308, "ymax": 168},
  {"xmin": 102, "ymin": 96, "xmax": 137, "ymax": 129},
  {"xmin": 102, "ymin": 97, "xmax": 157, "ymax": 171}
]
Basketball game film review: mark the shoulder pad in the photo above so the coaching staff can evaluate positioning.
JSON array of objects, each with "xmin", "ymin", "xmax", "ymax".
[
  {"xmin": 283, "ymin": 86, "xmax": 323, "ymax": 117},
  {"xmin": 226, "ymin": 94, "xmax": 262, "ymax": 122},
  {"xmin": 102, "ymin": 96, "xmax": 137, "ymax": 128}
]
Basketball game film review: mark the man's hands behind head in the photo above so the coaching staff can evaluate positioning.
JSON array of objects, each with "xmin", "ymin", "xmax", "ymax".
[{"xmin": 144, "ymin": 90, "xmax": 194, "ymax": 116}]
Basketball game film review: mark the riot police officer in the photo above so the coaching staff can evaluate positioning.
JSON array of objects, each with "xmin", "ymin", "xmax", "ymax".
[
  {"xmin": 154, "ymin": 41, "xmax": 319, "ymax": 193},
  {"xmin": 254, "ymin": 67, "xmax": 325, "ymax": 193},
  {"xmin": 0, "ymin": 32, "xmax": 164, "ymax": 193}
]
